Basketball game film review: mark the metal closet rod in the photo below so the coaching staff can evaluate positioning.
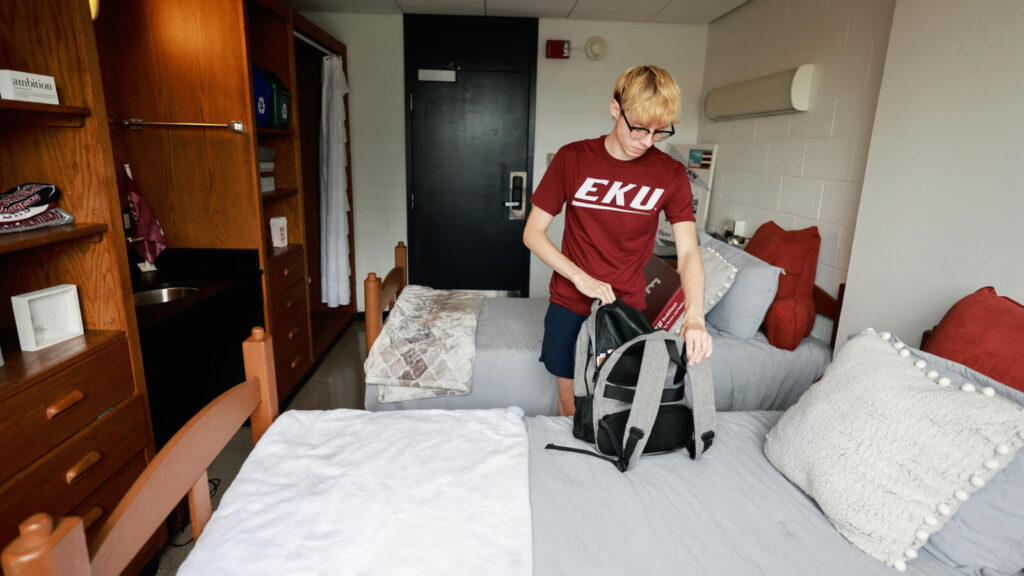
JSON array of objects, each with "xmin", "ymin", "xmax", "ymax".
[{"xmin": 122, "ymin": 118, "xmax": 245, "ymax": 133}]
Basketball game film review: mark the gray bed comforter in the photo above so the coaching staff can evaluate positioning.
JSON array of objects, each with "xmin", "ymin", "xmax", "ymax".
[
  {"xmin": 365, "ymin": 298, "xmax": 832, "ymax": 415},
  {"xmin": 529, "ymin": 412, "xmax": 967, "ymax": 576}
]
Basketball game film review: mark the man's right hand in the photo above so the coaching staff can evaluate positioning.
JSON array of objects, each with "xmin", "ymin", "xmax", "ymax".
[{"xmin": 572, "ymin": 272, "xmax": 615, "ymax": 305}]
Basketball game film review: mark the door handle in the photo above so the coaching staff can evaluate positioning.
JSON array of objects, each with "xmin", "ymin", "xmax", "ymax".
[{"xmin": 507, "ymin": 171, "xmax": 527, "ymax": 221}]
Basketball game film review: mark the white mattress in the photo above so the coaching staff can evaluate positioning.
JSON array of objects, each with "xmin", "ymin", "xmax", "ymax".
[{"xmin": 179, "ymin": 408, "xmax": 532, "ymax": 576}]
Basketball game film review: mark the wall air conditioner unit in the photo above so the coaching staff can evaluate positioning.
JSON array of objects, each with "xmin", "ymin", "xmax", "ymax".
[{"xmin": 703, "ymin": 64, "xmax": 814, "ymax": 121}]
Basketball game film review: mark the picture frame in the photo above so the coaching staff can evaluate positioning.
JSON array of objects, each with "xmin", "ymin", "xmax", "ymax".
[{"xmin": 12, "ymin": 284, "xmax": 84, "ymax": 351}]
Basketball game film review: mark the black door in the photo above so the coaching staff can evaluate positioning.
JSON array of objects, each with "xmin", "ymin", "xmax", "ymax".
[{"xmin": 405, "ymin": 15, "xmax": 537, "ymax": 294}]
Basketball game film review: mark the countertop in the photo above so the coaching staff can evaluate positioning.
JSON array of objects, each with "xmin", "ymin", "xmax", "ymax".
[{"xmin": 130, "ymin": 249, "xmax": 262, "ymax": 332}]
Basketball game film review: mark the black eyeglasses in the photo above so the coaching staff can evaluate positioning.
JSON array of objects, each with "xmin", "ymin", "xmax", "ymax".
[{"xmin": 620, "ymin": 109, "xmax": 675, "ymax": 142}]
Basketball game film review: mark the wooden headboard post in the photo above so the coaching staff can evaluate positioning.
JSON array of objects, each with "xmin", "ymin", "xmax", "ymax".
[
  {"xmin": 364, "ymin": 242, "xmax": 410, "ymax": 357},
  {"xmin": 395, "ymin": 241, "xmax": 407, "ymax": 290},
  {"xmin": 365, "ymin": 272, "xmax": 382, "ymax": 358},
  {"xmin": 812, "ymin": 283, "xmax": 847, "ymax": 348}
]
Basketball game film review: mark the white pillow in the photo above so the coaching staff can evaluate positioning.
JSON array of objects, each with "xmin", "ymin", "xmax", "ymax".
[
  {"xmin": 669, "ymin": 245, "xmax": 737, "ymax": 333},
  {"xmin": 764, "ymin": 329, "xmax": 1024, "ymax": 572}
]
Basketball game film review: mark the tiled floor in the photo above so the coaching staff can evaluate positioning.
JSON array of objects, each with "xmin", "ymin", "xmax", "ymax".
[{"xmin": 153, "ymin": 320, "xmax": 367, "ymax": 574}]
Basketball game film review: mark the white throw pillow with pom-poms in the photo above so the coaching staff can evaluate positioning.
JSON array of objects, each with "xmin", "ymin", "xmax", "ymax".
[{"xmin": 764, "ymin": 329, "xmax": 1024, "ymax": 572}]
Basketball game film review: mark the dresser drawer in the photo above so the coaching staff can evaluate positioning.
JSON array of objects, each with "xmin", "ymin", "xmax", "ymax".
[
  {"xmin": 0, "ymin": 395, "xmax": 148, "ymax": 550},
  {"xmin": 270, "ymin": 279, "xmax": 309, "ymax": 340},
  {"xmin": 274, "ymin": 320, "xmax": 311, "ymax": 400},
  {"xmin": 0, "ymin": 336, "xmax": 133, "ymax": 484},
  {"xmin": 71, "ymin": 449, "xmax": 148, "ymax": 543},
  {"xmin": 266, "ymin": 247, "xmax": 304, "ymax": 298}
]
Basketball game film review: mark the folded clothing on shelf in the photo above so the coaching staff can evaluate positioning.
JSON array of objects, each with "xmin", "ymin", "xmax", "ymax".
[
  {"xmin": 0, "ymin": 207, "xmax": 74, "ymax": 234},
  {"xmin": 0, "ymin": 183, "xmax": 74, "ymax": 234},
  {"xmin": 0, "ymin": 183, "xmax": 60, "ymax": 214}
]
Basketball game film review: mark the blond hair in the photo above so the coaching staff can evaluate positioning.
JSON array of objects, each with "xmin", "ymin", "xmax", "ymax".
[{"xmin": 613, "ymin": 65, "xmax": 681, "ymax": 127}]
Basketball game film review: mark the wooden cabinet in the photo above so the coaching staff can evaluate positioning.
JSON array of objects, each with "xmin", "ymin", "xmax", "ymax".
[
  {"xmin": 93, "ymin": 0, "xmax": 355, "ymax": 405},
  {"xmin": 0, "ymin": 0, "xmax": 160, "ymax": 566}
]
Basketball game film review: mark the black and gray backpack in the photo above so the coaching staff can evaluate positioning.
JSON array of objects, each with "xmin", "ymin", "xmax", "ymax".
[{"xmin": 548, "ymin": 299, "xmax": 716, "ymax": 472}]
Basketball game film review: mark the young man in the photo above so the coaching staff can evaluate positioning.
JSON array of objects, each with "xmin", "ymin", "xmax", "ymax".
[{"xmin": 523, "ymin": 65, "xmax": 712, "ymax": 417}]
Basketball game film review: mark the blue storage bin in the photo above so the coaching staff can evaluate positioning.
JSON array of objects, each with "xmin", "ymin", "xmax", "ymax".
[{"xmin": 252, "ymin": 65, "xmax": 272, "ymax": 128}]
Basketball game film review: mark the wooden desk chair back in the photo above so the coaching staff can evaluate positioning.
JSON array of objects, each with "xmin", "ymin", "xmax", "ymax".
[{"xmin": 1, "ymin": 328, "xmax": 280, "ymax": 576}]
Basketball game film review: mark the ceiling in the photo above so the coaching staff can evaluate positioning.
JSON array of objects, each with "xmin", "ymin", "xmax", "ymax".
[{"xmin": 288, "ymin": 0, "xmax": 749, "ymax": 25}]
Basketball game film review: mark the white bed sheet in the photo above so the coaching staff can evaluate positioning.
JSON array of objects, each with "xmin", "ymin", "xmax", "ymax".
[{"xmin": 179, "ymin": 408, "xmax": 532, "ymax": 576}]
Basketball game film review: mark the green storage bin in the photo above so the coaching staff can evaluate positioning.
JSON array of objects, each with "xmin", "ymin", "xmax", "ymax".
[{"xmin": 262, "ymin": 69, "xmax": 292, "ymax": 129}]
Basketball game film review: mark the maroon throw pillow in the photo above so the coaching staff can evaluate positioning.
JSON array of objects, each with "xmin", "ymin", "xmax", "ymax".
[
  {"xmin": 922, "ymin": 286, "xmax": 1024, "ymax": 393},
  {"xmin": 744, "ymin": 222, "xmax": 821, "ymax": 350}
]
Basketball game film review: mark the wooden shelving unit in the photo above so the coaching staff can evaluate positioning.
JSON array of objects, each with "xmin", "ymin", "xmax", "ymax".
[
  {"xmin": 0, "ymin": 223, "xmax": 107, "ymax": 256},
  {"xmin": 0, "ymin": 101, "xmax": 92, "ymax": 127},
  {"xmin": 257, "ymin": 126, "xmax": 294, "ymax": 138},
  {"xmin": 0, "ymin": 0, "xmax": 160, "ymax": 566},
  {"xmin": 261, "ymin": 188, "xmax": 299, "ymax": 201}
]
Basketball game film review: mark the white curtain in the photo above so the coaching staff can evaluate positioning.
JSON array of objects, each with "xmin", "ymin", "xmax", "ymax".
[{"xmin": 320, "ymin": 55, "xmax": 351, "ymax": 307}]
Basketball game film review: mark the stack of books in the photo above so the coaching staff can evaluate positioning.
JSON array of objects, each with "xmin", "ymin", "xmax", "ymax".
[{"xmin": 259, "ymin": 146, "xmax": 275, "ymax": 194}]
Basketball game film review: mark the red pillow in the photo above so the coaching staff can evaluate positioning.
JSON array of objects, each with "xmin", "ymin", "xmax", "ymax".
[
  {"xmin": 744, "ymin": 222, "xmax": 820, "ymax": 350},
  {"xmin": 922, "ymin": 287, "xmax": 1024, "ymax": 393}
]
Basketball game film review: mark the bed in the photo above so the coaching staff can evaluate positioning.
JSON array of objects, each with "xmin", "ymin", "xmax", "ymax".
[
  {"xmin": 7, "ymin": 326, "xmax": 1018, "ymax": 576},
  {"xmin": 363, "ymin": 241, "xmax": 844, "ymax": 414}
]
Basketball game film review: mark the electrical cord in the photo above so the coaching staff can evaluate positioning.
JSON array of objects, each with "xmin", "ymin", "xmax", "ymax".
[{"xmin": 166, "ymin": 477, "xmax": 222, "ymax": 547}]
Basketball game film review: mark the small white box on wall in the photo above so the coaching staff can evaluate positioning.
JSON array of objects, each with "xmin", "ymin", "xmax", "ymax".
[{"xmin": 12, "ymin": 284, "xmax": 84, "ymax": 351}]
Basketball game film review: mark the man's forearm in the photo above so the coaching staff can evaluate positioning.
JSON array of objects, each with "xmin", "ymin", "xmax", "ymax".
[{"xmin": 678, "ymin": 250, "xmax": 706, "ymax": 327}]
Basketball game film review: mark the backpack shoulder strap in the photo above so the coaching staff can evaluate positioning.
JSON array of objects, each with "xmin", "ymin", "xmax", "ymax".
[
  {"xmin": 619, "ymin": 333, "xmax": 672, "ymax": 470},
  {"xmin": 686, "ymin": 356, "xmax": 716, "ymax": 459},
  {"xmin": 573, "ymin": 300, "xmax": 601, "ymax": 397}
]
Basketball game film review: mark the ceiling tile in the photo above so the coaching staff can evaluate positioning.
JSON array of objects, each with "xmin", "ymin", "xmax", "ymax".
[
  {"xmin": 291, "ymin": 0, "xmax": 402, "ymax": 13},
  {"xmin": 568, "ymin": 0, "xmax": 669, "ymax": 23},
  {"xmin": 486, "ymin": 0, "xmax": 576, "ymax": 19},
  {"xmin": 397, "ymin": 0, "xmax": 484, "ymax": 16},
  {"xmin": 649, "ymin": 0, "xmax": 749, "ymax": 24}
]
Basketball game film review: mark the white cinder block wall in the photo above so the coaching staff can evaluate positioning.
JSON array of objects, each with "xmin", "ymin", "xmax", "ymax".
[
  {"xmin": 302, "ymin": 12, "xmax": 406, "ymax": 311},
  {"xmin": 530, "ymin": 20, "xmax": 707, "ymax": 297},
  {"xmin": 699, "ymin": 0, "xmax": 896, "ymax": 340},
  {"xmin": 837, "ymin": 0, "xmax": 1024, "ymax": 348}
]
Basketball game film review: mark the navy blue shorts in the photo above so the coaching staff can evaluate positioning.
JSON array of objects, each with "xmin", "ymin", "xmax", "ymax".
[{"xmin": 539, "ymin": 303, "xmax": 588, "ymax": 379}]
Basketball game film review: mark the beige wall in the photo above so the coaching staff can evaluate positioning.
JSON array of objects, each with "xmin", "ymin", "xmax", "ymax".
[
  {"xmin": 837, "ymin": 0, "xmax": 1024, "ymax": 348},
  {"xmin": 698, "ymin": 0, "xmax": 896, "ymax": 341}
]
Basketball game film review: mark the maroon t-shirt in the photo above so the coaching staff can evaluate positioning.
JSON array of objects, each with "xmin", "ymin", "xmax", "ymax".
[{"xmin": 531, "ymin": 137, "xmax": 693, "ymax": 316}]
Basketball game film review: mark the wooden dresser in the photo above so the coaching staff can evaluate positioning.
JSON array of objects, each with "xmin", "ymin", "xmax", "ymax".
[
  {"xmin": 266, "ymin": 245, "xmax": 312, "ymax": 399},
  {"xmin": 0, "ymin": 0, "xmax": 161, "ymax": 569}
]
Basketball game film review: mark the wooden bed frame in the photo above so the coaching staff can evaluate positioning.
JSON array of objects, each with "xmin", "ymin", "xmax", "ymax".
[
  {"xmin": 1, "ymin": 328, "xmax": 280, "ymax": 576},
  {"xmin": 363, "ymin": 241, "xmax": 847, "ymax": 353}
]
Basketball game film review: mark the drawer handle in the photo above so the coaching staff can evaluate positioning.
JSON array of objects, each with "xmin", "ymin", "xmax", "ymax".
[
  {"xmin": 66, "ymin": 451, "xmax": 102, "ymax": 485},
  {"xmin": 46, "ymin": 390, "xmax": 85, "ymax": 420},
  {"xmin": 285, "ymin": 299, "xmax": 294, "ymax": 309},
  {"xmin": 82, "ymin": 506, "xmax": 103, "ymax": 531},
  {"xmin": 282, "ymin": 268, "xmax": 292, "ymax": 278},
  {"xmin": 290, "ymin": 356, "xmax": 301, "ymax": 369},
  {"xmin": 288, "ymin": 327, "xmax": 299, "ymax": 340}
]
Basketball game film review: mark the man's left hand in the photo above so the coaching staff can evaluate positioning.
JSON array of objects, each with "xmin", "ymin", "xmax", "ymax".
[{"xmin": 680, "ymin": 321, "xmax": 713, "ymax": 365}]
